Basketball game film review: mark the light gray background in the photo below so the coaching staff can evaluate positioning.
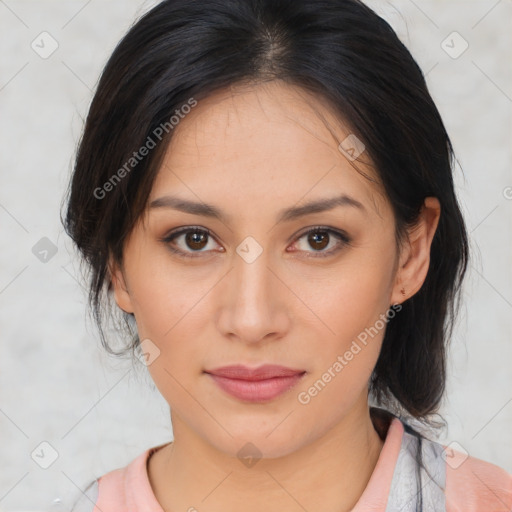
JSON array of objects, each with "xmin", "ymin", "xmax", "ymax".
[{"xmin": 0, "ymin": 0, "xmax": 511, "ymax": 510}]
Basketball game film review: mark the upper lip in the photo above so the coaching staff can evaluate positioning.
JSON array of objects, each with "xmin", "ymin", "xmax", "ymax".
[{"xmin": 205, "ymin": 364, "xmax": 306, "ymax": 381}]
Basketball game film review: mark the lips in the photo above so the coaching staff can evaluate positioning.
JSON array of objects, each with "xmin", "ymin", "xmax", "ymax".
[
  {"xmin": 205, "ymin": 364, "xmax": 305, "ymax": 380},
  {"xmin": 204, "ymin": 364, "xmax": 306, "ymax": 402}
]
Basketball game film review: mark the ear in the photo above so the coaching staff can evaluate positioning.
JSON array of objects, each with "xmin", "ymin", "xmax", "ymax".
[
  {"xmin": 108, "ymin": 256, "xmax": 135, "ymax": 314},
  {"xmin": 390, "ymin": 197, "xmax": 441, "ymax": 305}
]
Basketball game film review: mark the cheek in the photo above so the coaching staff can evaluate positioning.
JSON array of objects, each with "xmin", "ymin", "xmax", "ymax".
[
  {"xmin": 296, "ymin": 245, "xmax": 395, "ymax": 345},
  {"xmin": 133, "ymin": 286, "xmax": 207, "ymax": 412},
  {"xmin": 295, "ymin": 285, "xmax": 389, "ymax": 418},
  {"xmin": 126, "ymin": 249, "xmax": 215, "ymax": 339},
  {"xmin": 294, "ymin": 247, "xmax": 395, "ymax": 400},
  {"xmin": 125, "ymin": 255, "xmax": 216, "ymax": 391}
]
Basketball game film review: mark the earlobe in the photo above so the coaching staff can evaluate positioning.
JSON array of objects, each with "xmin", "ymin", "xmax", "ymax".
[
  {"xmin": 390, "ymin": 197, "xmax": 441, "ymax": 305},
  {"xmin": 108, "ymin": 257, "xmax": 135, "ymax": 314}
]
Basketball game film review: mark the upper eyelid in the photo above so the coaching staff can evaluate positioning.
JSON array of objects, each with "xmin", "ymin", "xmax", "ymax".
[{"xmin": 293, "ymin": 226, "xmax": 348, "ymax": 239}]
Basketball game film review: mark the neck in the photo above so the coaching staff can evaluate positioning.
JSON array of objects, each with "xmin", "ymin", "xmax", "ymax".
[{"xmin": 148, "ymin": 401, "xmax": 386, "ymax": 512}]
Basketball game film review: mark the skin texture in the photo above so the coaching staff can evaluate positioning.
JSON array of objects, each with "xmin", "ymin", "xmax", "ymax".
[{"xmin": 110, "ymin": 80, "xmax": 441, "ymax": 512}]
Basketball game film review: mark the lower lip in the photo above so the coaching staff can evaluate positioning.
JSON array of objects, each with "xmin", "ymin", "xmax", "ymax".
[{"xmin": 207, "ymin": 373, "xmax": 305, "ymax": 402}]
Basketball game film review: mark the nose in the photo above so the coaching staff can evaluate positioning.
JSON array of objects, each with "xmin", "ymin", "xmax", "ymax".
[{"xmin": 216, "ymin": 245, "xmax": 290, "ymax": 345}]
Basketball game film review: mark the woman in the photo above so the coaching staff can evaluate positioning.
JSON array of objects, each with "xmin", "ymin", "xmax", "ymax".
[{"xmin": 64, "ymin": 0, "xmax": 511, "ymax": 510}]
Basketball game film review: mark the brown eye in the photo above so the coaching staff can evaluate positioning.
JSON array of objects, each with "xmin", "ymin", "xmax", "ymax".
[
  {"xmin": 307, "ymin": 230, "xmax": 330, "ymax": 251},
  {"xmin": 162, "ymin": 227, "xmax": 220, "ymax": 259},
  {"xmin": 185, "ymin": 230, "xmax": 209, "ymax": 250},
  {"xmin": 290, "ymin": 226, "xmax": 351, "ymax": 258}
]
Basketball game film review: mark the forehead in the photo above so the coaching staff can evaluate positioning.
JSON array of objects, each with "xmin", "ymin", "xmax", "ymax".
[{"xmin": 150, "ymin": 80, "xmax": 388, "ymax": 221}]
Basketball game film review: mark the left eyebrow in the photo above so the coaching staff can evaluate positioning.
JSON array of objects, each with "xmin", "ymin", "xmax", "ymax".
[
  {"xmin": 148, "ymin": 193, "xmax": 367, "ymax": 224},
  {"xmin": 276, "ymin": 194, "xmax": 367, "ymax": 222}
]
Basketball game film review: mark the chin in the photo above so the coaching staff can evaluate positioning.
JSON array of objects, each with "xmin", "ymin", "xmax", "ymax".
[{"xmin": 205, "ymin": 427, "xmax": 307, "ymax": 463}]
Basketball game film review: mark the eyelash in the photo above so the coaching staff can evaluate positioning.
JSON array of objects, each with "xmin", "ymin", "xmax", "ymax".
[{"xmin": 160, "ymin": 225, "xmax": 351, "ymax": 260}]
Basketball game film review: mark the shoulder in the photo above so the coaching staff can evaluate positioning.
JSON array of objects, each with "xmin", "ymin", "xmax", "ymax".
[
  {"xmin": 444, "ymin": 445, "xmax": 512, "ymax": 512},
  {"xmin": 386, "ymin": 416, "xmax": 512, "ymax": 512},
  {"xmin": 69, "ymin": 464, "xmax": 136, "ymax": 511},
  {"xmin": 69, "ymin": 464, "xmax": 136, "ymax": 510},
  {"xmin": 69, "ymin": 442, "xmax": 170, "ymax": 511}
]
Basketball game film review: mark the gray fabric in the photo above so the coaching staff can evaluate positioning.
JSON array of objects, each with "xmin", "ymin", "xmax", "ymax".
[
  {"xmin": 70, "ymin": 479, "xmax": 99, "ymax": 512},
  {"xmin": 386, "ymin": 429, "xmax": 447, "ymax": 511}
]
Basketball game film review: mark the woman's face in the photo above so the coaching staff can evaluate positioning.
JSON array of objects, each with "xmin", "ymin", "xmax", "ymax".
[{"xmin": 111, "ymin": 80, "xmax": 410, "ymax": 458}]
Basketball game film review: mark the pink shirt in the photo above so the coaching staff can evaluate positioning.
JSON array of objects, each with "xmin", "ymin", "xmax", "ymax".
[{"xmin": 71, "ymin": 416, "xmax": 512, "ymax": 511}]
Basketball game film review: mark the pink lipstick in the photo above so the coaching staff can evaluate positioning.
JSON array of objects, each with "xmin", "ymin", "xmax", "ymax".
[{"xmin": 205, "ymin": 364, "xmax": 306, "ymax": 402}]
